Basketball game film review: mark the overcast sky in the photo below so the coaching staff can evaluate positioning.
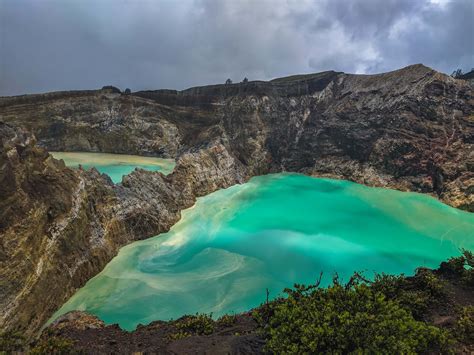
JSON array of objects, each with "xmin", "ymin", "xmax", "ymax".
[{"xmin": 0, "ymin": 0, "xmax": 473, "ymax": 95}]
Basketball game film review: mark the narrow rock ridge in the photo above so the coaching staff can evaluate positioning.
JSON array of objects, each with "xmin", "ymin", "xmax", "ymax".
[{"xmin": 0, "ymin": 64, "xmax": 473, "ymax": 336}]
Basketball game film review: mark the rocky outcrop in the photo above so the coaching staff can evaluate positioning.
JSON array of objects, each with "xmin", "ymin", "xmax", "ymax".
[
  {"xmin": 0, "ymin": 64, "xmax": 473, "ymax": 336},
  {"xmin": 42, "ymin": 310, "xmax": 264, "ymax": 354},
  {"xmin": 0, "ymin": 124, "xmax": 245, "ymax": 336}
]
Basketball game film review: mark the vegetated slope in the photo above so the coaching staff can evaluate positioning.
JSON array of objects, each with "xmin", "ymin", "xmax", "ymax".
[
  {"xmin": 0, "ymin": 64, "xmax": 473, "ymax": 336},
  {"xmin": 3, "ymin": 252, "xmax": 472, "ymax": 354}
]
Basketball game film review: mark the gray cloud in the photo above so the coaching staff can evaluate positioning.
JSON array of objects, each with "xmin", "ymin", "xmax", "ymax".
[{"xmin": 0, "ymin": 0, "xmax": 472, "ymax": 95}]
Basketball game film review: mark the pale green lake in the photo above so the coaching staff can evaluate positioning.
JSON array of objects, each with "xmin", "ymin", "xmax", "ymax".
[
  {"xmin": 51, "ymin": 152, "xmax": 175, "ymax": 183},
  {"xmin": 50, "ymin": 173, "xmax": 474, "ymax": 331}
]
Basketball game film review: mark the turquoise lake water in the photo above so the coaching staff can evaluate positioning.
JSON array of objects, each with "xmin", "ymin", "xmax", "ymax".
[
  {"xmin": 51, "ymin": 152, "xmax": 175, "ymax": 183},
  {"xmin": 50, "ymin": 173, "xmax": 474, "ymax": 330}
]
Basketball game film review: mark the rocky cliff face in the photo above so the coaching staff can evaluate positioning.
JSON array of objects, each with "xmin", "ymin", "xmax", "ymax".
[
  {"xmin": 0, "ymin": 124, "xmax": 244, "ymax": 336},
  {"xmin": 1, "ymin": 65, "xmax": 472, "ymax": 209},
  {"xmin": 0, "ymin": 64, "xmax": 473, "ymax": 336}
]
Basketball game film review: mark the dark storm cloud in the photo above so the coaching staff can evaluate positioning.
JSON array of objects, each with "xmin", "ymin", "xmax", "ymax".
[{"xmin": 0, "ymin": 0, "xmax": 472, "ymax": 95}]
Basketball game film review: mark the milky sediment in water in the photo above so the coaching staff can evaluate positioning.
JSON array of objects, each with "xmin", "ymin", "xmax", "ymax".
[
  {"xmin": 50, "ymin": 173, "xmax": 474, "ymax": 330},
  {"xmin": 50, "ymin": 152, "xmax": 175, "ymax": 183}
]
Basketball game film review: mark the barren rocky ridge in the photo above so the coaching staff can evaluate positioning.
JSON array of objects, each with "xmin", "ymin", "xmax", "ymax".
[{"xmin": 0, "ymin": 64, "xmax": 473, "ymax": 336}]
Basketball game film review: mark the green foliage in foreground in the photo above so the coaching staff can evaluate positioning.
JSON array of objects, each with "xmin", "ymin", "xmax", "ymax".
[
  {"xmin": 29, "ymin": 337, "xmax": 75, "ymax": 355},
  {"xmin": 253, "ymin": 250, "xmax": 474, "ymax": 354},
  {"xmin": 257, "ymin": 282, "xmax": 452, "ymax": 354},
  {"xmin": 217, "ymin": 314, "xmax": 237, "ymax": 327},
  {"xmin": 454, "ymin": 306, "xmax": 474, "ymax": 344},
  {"xmin": 0, "ymin": 331, "xmax": 25, "ymax": 353},
  {"xmin": 443, "ymin": 249, "xmax": 474, "ymax": 286},
  {"xmin": 168, "ymin": 313, "xmax": 216, "ymax": 340}
]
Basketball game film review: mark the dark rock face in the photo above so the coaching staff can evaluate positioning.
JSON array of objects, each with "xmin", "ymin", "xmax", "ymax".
[
  {"xmin": 45, "ymin": 311, "xmax": 264, "ymax": 354},
  {"xmin": 0, "ymin": 64, "xmax": 473, "ymax": 336}
]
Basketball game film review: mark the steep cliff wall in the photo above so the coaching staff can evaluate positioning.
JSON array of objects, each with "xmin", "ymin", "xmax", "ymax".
[
  {"xmin": 0, "ymin": 64, "xmax": 472, "ymax": 336},
  {"xmin": 1, "ymin": 65, "xmax": 472, "ymax": 209},
  {"xmin": 0, "ymin": 123, "xmax": 245, "ymax": 336}
]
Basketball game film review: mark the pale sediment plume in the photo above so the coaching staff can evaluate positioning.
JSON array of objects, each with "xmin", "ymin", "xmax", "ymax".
[{"xmin": 49, "ymin": 173, "xmax": 474, "ymax": 331}]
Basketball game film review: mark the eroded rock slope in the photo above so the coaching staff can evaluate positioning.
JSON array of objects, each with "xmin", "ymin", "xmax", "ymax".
[
  {"xmin": 1, "ymin": 64, "xmax": 472, "ymax": 209},
  {"xmin": 0, "ymin": 124, "xmax": 244, "ymax": 336}
]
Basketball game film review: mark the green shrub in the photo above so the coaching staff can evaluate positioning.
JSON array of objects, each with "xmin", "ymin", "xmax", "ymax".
[
  {"xmin": 460, "ymin": 249, "xmax": 474, "ymax": 285},
  {"xmin": 217, "ymin": 314, "xmax": 237, "ymax": 327},
  {"xmin": 413, "ymin": 268, "xmax": 446, "ymax": 298},
  {"xmin": 454, "ymin": 306, "xmax": 474, "ymax": 343},
  {"xmin": 174, "ymin": 313, "xmax": 215, "ymax": 336},
  {"xmin": 443, "ymin": 249, "xmax": 474, "ymax": 285},
  {"xmin": 0, "ymin": 331, "xmax": 26, "ymax": 353},
  {"xmin": 445, "ymin": 255, "xmax": 467, "ymax": 274},
  {"xmin": 370, "ymin": 269, "xmax": 449, "ymax": 320},
  {"xmin": 464, "ymin": 250, "xmax": 474, "ymax": 267},
  {"xmin": 370, "ymin": 273, "xmax": 406, "ymax": 298},
  {"xmin": 262, "ymin": 282, "xmax": 453, "ymax": 354},
  {"xmin": 166, "ymin": 331, "xmax": 190, "ymax": 341},
  {"xmin": 167, "ymin": 313, "xmax": 216, "ymax": 340},
  {"xmin": 29, "ymin": 336, "xmax": 74, "ymax": 355}
]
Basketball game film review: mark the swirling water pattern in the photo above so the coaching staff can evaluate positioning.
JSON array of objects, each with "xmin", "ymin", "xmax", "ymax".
[{"xmin": 50, "ymin": 173, "xmax": 474, "ymax": 330}]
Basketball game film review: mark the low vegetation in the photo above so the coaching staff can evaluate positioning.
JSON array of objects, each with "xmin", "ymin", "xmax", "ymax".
[
  {"xmin": 255, "ymin": 276, "xmax": 452, "ymax": 353},
  {"xmin": 0, "ymin": 331, "xmax": 25, "ymax": 353},
  {"xmin": 217, "ymin": 314, "xmax": 238, "ymax": 327},
  {"xmin": 167, "ymin": 313, "xmax": 216, "ymax": 340},
  {"xmin": 1, "ymin": 250, "xmax": 472, "ymax": 353},
  {"xmin": 29, "ymin": 337, "xmax": 75, "ymax": 355},
  {"xmin": 253, "ymin": 249, "xmax": 473, "ymax": 354}
]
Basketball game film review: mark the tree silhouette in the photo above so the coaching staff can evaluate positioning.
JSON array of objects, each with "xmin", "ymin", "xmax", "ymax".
[{"xmin": 225, "ymin": 78, "xmax": 232, "ymax": 84}]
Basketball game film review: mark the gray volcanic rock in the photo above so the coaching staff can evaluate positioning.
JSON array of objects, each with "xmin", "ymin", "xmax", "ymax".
[
  {"xmin": 0, "ymin": 90, "xmax": 182, "ymax": 157},
  {"xmin": 0, "ymin": 64, "xmax": 473, "ymax": 336},
  {"xmin": 0, "ymin": 64, "xmax": 472, "ymax": 209}
]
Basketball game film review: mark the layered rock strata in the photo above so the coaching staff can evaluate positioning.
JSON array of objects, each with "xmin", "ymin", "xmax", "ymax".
[{"xmin": 0, "ymin": 123, "xmax": 244, "ymax": 336}]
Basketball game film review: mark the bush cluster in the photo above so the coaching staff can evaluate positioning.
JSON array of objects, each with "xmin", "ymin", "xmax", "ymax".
[
  {"xmin": 0, "ymin": 331, "xmax": 25, "ymax": 353},
  {"xmin": 168, "ymin": 313, "xmax": 216, "ymax": 340},
  {"xmin": 453, "ymin": 306, "xmax": 474, "ymax": 344},
  {"xmin": 29, "ymin": 337, "xmax": 75, "ymax": 354},
  {"xmin": 217, "ymin": 314, "xmax": 237, "ymax": 327},
  {"xmin": 258, "ymin": 282, "xmax": 452, "ymax": 353},
  {"xmin": 442, "ymin": 249, "xmax": 474, "ymax": 285},
  {"xmin": 253, "ymin": 250, "xmax": 474, "ymax": 353}
]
